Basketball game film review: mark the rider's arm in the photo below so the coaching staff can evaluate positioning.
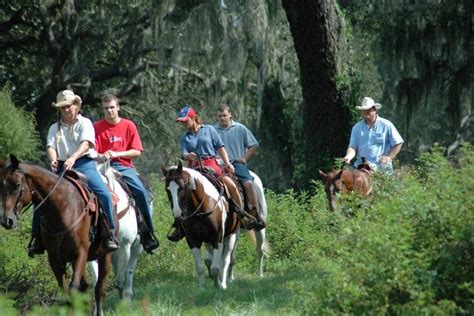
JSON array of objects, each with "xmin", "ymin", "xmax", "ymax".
[
  {"xmin": 217, "ymin": 146, "xmax": 235, "ymax": 174},
  {"xmin": 342, "ymin": 147, "xmax": 356, "ymax": 164},
  {"xmin": 105, "ymin": 149, "xmax": 141, "ymax": 160},
  {"xmin": 239, "ymin": 146, "xmax": 257, "ymax": 164},
  {"xmin": 47, "ymin": 146, "xmax": 58, "ymax": 171},
  {"xmin": 380, "ymin": 143, "xmax": 403, "ymax": 164}
]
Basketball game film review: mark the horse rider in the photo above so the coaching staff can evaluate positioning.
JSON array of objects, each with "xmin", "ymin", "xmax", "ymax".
[
  {"xmin": 94, "ymin": 94, "xmax": 159, "ymax": 254},
  {"xmin": 342, "ymin": 97, "xmax": 404, "ymax": 174},
  {"xmin": 28, "ymin": 89, "xmax": 120, "ymax": 257},
  {"xmin": 214, "ymin": 103, "xmax": 265, "ymax": 230},
  {"xmin": 168, "ymin": 105, "xmax": 247, "ymax": 241}
]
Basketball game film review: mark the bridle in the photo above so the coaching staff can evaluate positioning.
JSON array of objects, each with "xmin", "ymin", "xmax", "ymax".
[{"xmin": 166, "ymin": 172, "xmax": 223, "ymax": 221}]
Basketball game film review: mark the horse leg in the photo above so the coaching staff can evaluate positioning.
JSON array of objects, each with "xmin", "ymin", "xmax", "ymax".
[
  {"xmin": 191, "ymin": 248, "xmax": 205, "ymax": 288},
  {"xmin": 112, "ymin": 242, "xmax": 131, "ymax": 299},
  {"xmin": 122, "ymin": 238, "xmax": 142, "ymax": 301},
  {"xmin": 228, "ymin": 231, "xmax": 241, "ymax": 282},
  {"xmin": 49, "ymin": 258, "xmax": 68, "ymax": 293},
  {"xmin": 95, "ymin": 253, "xmax": 112, "ymax": 316},
  {"xmin": 219, "ymin": 233, "xmax": 237, "ymax": 290},
  {"xmin": 203, "ymin": 244, "xmax": 213, "ymax": 278},
  {"xmin": 69, "ymin": 247, "xmax": 88, "ymax": 292},
  {"xmin": 88, "ymin": 260, "xmax": 99, "ymax": 287},
  {"xmin": 255, "ymin": 228, "xmax": 266, "ymax": 277}
]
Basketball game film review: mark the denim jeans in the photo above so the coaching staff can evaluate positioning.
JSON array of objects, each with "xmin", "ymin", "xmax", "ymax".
[
  {"xmin": 32, "ymin": 156, "xmax": 115, "ymax": 236},
  {"xmin": 111, "ymin": 162, "xmax": 155, "ymax": 232}
]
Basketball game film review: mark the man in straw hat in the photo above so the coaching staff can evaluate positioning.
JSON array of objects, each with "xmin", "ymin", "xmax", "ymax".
[
  {"xmin": 342, "ymin": 97, "xmax": 404, "ymax": 173},
  {"xmin": 28, "ymin": 89, "xmax": 120, "ymax": 257}
]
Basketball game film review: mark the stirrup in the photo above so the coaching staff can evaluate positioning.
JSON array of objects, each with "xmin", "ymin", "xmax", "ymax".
[
  {"xmin": 28, "ymin": 237, "xmax": 45, "ymax": 258},
  {"xmin": 167, "ymin": 224, "xmax": 184, "ymax": 242}
]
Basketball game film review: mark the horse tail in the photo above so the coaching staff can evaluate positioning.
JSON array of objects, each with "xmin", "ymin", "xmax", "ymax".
[
  {"xmin": 245, "ymin": 230, "xmax": 271, "ymax": 256},
  {"xmin": 251, "ymin": 172, "xmax": 268, "ymax": 222}
]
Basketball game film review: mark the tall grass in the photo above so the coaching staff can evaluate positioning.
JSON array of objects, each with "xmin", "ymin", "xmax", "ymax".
[{"xmin": 0, "ymin": 145, "xmax": 473, "ymax": 315}]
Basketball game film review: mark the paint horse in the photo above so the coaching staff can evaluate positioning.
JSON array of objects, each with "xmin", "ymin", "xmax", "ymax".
[
  {"xmin": 162, "ymin": 161, "xmax": 240, "ymax": 289},
  {"xmin": 89, "ymin": 164, "xmax": 144, "ymax": 300},
  {"xmin": 319, "ymin": 166, "xmax": 372, "ymax": 212},
  {"xmin": 1, "ymin": 154, "xmax": 112, "ymax": 315}
]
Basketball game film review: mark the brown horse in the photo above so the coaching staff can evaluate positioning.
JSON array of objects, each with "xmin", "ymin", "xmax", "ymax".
[
  {"xmin": 1, "ymin": 154, "xmax": 112, "ymax": 315},
  {"xmin": 1, "ymin": 159, "xmax": 33, "ymax": 228},
  {"xmin": 162, "ymin": 161, "xmax": 240, "ymax": 289},
  {"xmin": 319, "ymin": 167, "xmax": 372, "ymax": 212}
]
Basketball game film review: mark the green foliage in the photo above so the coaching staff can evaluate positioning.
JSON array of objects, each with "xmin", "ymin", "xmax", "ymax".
[
  {"xmin": 0, "ymin": 145, "xmax": 472, "ymax": 314},
  {"xmin": 0, "ymin": 87, "xmax": 40, "ymax": 160}
]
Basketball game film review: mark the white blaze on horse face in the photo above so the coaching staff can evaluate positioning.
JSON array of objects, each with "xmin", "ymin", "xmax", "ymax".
[{"xmin": 167, "ymin": 181, "xmax": 183, "ymax": 219}]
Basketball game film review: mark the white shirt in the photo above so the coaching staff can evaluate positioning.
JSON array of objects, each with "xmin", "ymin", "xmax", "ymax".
[{"xmin": 46, "ymin": 114, "xmax": 96, "ymax": 161}]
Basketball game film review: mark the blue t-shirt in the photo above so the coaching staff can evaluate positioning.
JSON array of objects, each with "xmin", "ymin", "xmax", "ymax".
[
  {"xmin": 348, "ymin": 116, "xmax": 404, "ymax": 171},
  {"xmin": 180, "ymin": 124, "xmax": 224, "ymax": 157},
  {"xmin": 214, "ymin": 121, "xmax": 259, "ymax": 161}
]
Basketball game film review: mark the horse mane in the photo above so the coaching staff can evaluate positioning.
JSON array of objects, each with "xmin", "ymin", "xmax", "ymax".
[{"xmin": 168, "ymin": 166, "xmax": 221, "ymax": 201}]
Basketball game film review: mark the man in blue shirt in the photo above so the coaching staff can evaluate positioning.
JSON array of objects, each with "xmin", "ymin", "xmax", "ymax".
[
  {"xmin": 342, "ymin": 97, "xmax": 404, "ymax": 174},
  {"xmin": 214, "ymin": 104, "xmax": 265, "ymax": 230}
]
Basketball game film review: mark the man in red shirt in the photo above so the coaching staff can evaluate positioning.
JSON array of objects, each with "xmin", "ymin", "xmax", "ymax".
[{"xmin": 94, "ymin": 95, "xmax": 159, "ymax": 254}]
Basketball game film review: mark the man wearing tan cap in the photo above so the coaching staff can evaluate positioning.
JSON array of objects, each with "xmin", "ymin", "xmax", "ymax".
[{"xmin": 342, "ymin": 97, "xmax": 404, "ymax": 174}]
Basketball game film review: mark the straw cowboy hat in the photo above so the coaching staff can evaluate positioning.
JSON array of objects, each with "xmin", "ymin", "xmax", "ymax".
[
  {"xmin": 52, "ymin": 90, "xmax": 82, "ymax": 108},
  {"xmin": 356, "ymin": 97, "xmax": 382, "ymax": 110}
]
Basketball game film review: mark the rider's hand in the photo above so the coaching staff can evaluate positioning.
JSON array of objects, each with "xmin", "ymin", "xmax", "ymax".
[
  {"xmin": 236, "ymin": 157, "xmax": 247, "ymax": 165},
  {"xmin": 224, "ymin": 163, "xmax": 235, "ymax": 174},
  {"xmin": 63, "ymin": 157, "xmax": 76, "ymax": 170},
  {"xmin": 342, "ymin": 157, "xmax": 352, "ymax": 165},
  {"xmin": 379, "ymin": 156, "xmax": 392, "ymax": 164},
  {"xmin": 185, "ymin": 152, "xmax": 198, "ymax": 161},
  {"xmin": 50, "ymin": 160, "xmax": 58, "ymax": 172}
]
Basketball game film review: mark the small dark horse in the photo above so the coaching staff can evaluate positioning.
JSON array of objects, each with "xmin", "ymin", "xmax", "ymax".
[
  {"xmin": 319, "ymin": 166, "xmax": 372, "ymax": 212},
  {"xmin": 162, "ymin": 161, "xmax": 240, "ymax": 289},
  {"xmin": 1, "ymin": 155, "xmax": 112, "ymax": 315}
]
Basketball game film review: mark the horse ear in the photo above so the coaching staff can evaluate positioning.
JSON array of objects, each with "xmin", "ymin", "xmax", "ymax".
[
  {"xmin": 336, "ymin": 169, "xmax": 343, "ymax": 180},
  {"xmin": 9, "ymin": 154, "xmax": 19, "ymax": 168},
  {"xmin": 177, "ymin": 160, "xmax": 183, "ymax": 173},
  {"xmin": 161, "ymin": 165, "xmax": 168, "ymax": 176},
  {"xmin": 319, "ymin": 170, "xmax": 327, "ymax": 180}
]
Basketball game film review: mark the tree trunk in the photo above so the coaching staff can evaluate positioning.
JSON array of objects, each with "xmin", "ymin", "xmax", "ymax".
[{"xmin": 282, "ymin": 0, "xmax": 351, "ymax": 187}]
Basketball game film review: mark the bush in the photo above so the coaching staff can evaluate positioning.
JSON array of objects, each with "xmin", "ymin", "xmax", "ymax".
[{"xmin": 0, "ymin": 86, "xmax": 41, "ymax": 160}]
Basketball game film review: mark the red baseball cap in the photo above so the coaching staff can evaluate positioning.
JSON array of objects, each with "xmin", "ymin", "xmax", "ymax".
[{"xmin": 176, "ymin": 106, "xmax": 196, "ymax": 122}]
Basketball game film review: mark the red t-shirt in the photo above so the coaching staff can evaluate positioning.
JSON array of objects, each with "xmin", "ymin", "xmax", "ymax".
[{"xmin": 94, "ymin": 119, "xmax": 143, "ymax": 168}]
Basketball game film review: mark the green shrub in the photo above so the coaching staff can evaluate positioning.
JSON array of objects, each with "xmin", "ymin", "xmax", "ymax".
[{"xmin": 0, "ymin": 86, "xmax": 40, "ymax": 160}]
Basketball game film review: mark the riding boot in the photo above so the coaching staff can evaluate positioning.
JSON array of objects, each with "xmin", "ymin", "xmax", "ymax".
[
  {"xmin": 27, "ymin": 235, "xmax": 45, "ymax": 258},
  {"xmin": 101, "ymin": 216, "xmax": 120, "ymax": 251},
  {"xmin": 167, "ymin": 218, "xmax": 184, "ymax": 242},
  {"xmin": 250, "ymin": 206, "xmax": 266, "ymax": 231},
  {"xmin": 138, "ymin": 220, "xmax": 160, "ymax": 254}
]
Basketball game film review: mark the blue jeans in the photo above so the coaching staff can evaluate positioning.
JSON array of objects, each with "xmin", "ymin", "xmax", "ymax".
[
  {"xmin": 111, "ymin": 162, "xmax": 155, "ymax": 232},
  {"xmin": 32, "ymin": 157, "xmax": 115, "ymax": 236}
]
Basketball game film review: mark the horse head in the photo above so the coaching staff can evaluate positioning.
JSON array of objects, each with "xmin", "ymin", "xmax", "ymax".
[
  {"xmin": 1, "ymin": 154, "xmax": 32, "ymax": 229},
  {"xmin": 319, "ymin": 169, "xmax": 344, "ymax": 212},
  {"xmin": 162, "ymin": 161, "xmax": 193, "ymax": 220}
]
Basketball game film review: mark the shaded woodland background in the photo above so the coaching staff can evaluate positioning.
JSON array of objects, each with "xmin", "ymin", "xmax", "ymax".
[{"xmin": 0, "ymin": 0, "xmax": 471, "ymax": 191}]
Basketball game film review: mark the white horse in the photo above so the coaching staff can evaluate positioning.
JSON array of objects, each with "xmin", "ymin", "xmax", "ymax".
[
  {"xmin": 89, "ymin": 165, "xmax": 143, "ymax": 300},
  {"xmin": 227, "ymin": 171, "xmax": 270, "ymax": 280}
]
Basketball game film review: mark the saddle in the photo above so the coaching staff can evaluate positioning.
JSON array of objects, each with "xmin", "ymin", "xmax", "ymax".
[{"xmin": 65, "ymin": 170, "xmax": 98, "ymax": 213}]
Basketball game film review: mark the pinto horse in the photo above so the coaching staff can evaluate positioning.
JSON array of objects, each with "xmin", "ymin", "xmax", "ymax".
[
  {"xmin": 1, "ymin": 155, "xmax": 112, "ymax": 315},
  {"xmin": 162, "ymin": 161, "xmax": 240, "ymax": 289},
  {"xmin": 319, "ymin": 167, "xmax": 372, "ymax": 212}
]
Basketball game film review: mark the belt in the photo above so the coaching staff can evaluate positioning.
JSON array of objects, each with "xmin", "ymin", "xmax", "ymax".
[{"xmin": 199, "ymin": 156, "xmax": 215, "ymax": 160}]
